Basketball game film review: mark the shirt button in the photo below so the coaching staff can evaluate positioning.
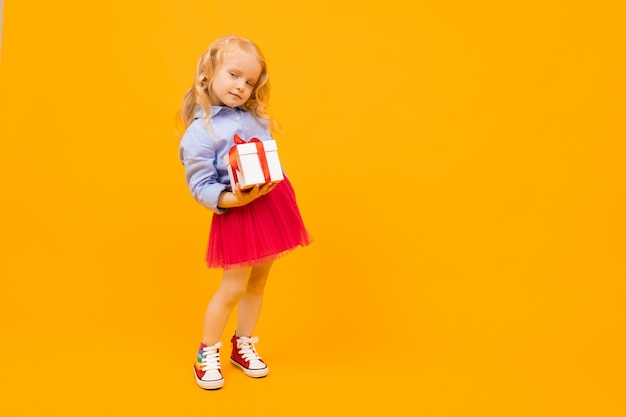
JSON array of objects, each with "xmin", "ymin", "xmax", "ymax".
[{"xmin": 235, "ymin": 116, "xmax": 240, "ymax": 120}]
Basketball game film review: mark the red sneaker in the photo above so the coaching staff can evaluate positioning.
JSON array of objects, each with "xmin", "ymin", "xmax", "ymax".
[
  {"xmin": 194, "ymin": 341, "xmax": 224, "ymax": 389},
  {"xmin": 230, "ymin": 335, "xmax": 269, "ymax": 378}
]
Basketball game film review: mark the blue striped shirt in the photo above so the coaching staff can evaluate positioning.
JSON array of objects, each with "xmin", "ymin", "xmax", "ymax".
[{"xmin": 179, "ymin": 106, "xmax": 274, "ymax": 214}]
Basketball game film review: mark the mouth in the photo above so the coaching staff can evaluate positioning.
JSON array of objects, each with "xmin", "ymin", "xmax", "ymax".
[{"xmin": 230, "ymin": 92, "xmax": 242, "ymax": 100}]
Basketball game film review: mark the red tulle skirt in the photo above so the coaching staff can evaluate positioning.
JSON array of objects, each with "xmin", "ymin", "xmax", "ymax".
[{"xmin": 206, "ymin": 176, "xmax": 313, "ymax": 270}]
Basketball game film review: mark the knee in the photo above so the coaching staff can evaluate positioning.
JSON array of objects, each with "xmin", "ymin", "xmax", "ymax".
[
  {"xmin": 218, "ymin": 285, "xmax": 246, "ymax": 306},
  {"xmin": 246, "ymin": 275, "xmax": 268, "ymax": 294}
]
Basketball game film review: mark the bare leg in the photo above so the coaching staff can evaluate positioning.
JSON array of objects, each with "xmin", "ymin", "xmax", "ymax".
[
  {"xmin": 236, "ymin": 262, "xmax": 273, "ymax": 337},
  {"xmin": 202, "ymin": 267, "xmax": 251, "ymax": 345}
]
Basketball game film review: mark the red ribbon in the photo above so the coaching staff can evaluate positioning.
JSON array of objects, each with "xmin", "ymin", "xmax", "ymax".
[{"xmin": 228, "ymin": 134, "xmax": 271, "ymax": 187}]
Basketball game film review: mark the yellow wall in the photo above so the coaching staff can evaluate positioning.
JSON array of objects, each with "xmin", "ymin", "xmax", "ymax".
[{"xmin": 1, "ymin": 1, "xmax": 625, "ymax": 415}]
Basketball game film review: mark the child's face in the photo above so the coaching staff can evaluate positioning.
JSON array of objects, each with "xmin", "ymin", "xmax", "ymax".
[{"xmin": 209, "ymin": 51, "xmax": 262, "ymax": 108}]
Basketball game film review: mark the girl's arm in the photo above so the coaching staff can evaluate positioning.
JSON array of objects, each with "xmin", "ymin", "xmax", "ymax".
[{"xmin": 180, "ymin": 126, "xmax": 228, "ymax": 214}]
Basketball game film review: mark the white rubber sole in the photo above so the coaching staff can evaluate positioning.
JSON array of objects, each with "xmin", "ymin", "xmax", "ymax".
[
  {"xmin": 194, "ymin": 368, "xmax": 225, "ymax": 390},
  {"xmin": 230, "ymin": 359, "xmax": 269, "ymax": 378}
]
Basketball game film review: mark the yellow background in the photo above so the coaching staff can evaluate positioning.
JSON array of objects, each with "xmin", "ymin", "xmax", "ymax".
[{"xmin": 1, "ymin": 0, "xmax": 625, "ymax": 415}]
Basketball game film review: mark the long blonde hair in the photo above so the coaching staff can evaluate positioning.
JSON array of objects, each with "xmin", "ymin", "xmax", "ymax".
[{"xmin": 178, "ymin": 35, "xmax": 278, "ymax": 134}]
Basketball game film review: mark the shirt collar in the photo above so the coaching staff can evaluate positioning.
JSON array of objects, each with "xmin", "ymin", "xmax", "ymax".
[{"xmin": 194, "ymin": 106, "xmax": 246, "ymax": 119}]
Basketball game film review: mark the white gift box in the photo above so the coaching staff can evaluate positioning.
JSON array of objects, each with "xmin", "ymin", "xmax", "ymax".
[{"xmin": 224, "ymin": 138, "xmax": 284, "ymax": 190}]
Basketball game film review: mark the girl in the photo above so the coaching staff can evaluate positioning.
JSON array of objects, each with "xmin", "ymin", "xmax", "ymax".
[{"xmin": 178, "ymin": 35, "xmax": 312, "ymax": 390}]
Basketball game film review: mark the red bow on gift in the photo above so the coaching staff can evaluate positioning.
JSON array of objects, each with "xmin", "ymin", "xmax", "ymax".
[{"xmin": 228, "ymin": 134, "xmax": 271, "ymax": 187}]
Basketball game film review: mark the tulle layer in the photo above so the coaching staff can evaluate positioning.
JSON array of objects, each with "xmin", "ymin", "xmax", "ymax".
[{"xmin": 206, "ymin": 176, "xmax": 312, "ymax": 270}]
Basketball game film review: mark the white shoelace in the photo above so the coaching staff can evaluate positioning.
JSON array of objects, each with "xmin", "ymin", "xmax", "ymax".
[
  {"xmin": 201, "ymin": 342, "xmax": 222, "ymax": 371},
  {"xmin": 236, "ymin": 336, "xmax": 262, "ymax": 363}
]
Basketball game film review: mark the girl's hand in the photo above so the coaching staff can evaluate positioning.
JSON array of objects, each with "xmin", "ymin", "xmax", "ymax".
[
  {"xmin": 219, "ymin": 182, "xmax": 278, "ymax": 208},
  {"xmin": 233, "ymin": 182, "xmax": 277, "ymax": 205}
]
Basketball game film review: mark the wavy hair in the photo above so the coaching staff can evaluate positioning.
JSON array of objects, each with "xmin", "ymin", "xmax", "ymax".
[{"xmin": 178, "ymin": 35, "xmax": 279, "ymax": 134}]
